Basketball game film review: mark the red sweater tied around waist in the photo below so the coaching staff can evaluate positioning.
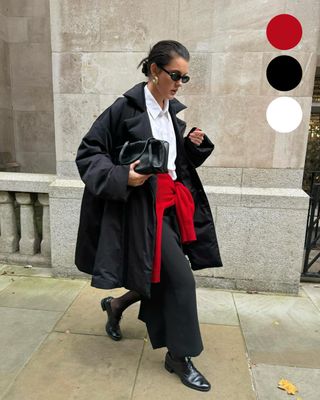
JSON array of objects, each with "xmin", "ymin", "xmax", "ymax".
[{"xmin": 151, "ymin": 173, "xmax": 197, "ymax": 283}]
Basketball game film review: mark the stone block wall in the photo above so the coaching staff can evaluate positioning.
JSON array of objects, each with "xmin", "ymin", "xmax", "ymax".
[
  {"xmin": 318, "ymin": 30, "xmax": 320, "ymax": 64},
  {"xmin": 0, "ymin": 1, "xmax": 15, "ymax": 171},
  {"xmin": 48, "ymin": 180, "xmax": 309, "ymax": 295},
  {"xmin": 50, "ymin": 0, "xmax": 320, "ymax": 186},
  {"xmin": 0, "ymin": 0, "xmax": 56, "ymax": 173}
]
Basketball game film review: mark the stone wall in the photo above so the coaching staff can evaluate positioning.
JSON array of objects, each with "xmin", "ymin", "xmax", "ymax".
[
  {"xmin": 0, "ymin": 1, "xmax": 15, "ymax": 171},
  {"xmin": 50, "ymin": 0, "xmax": 320, "ymax": 185},
  {"xmin": 0, "ymin": 0, "xmax": 56, "ymax": 173},
  {"xmin": 317, "ymin": 30, "xmax": 320, "ymax": 64}
]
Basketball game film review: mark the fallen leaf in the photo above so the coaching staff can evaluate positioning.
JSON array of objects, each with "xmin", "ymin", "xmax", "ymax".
[{"xmin": 278, "ymin": 378, "xmax": 298, "ymax": 395}]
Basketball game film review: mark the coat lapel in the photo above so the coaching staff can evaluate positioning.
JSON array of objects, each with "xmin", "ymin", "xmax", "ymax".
[
  {"xmin": 124, "ymin": 112, "xmax": 153, "ymax": 141},
  {"xmin": 169, "ymin": 110, "xmax": 187, "ymax": 179},
  {"xmin": 123, "ymin": 81, "xmax": 187, "ymax": 141},
  {"xmin": 123, "ymin": 107, "xmax": 187, "ymax": 143}
]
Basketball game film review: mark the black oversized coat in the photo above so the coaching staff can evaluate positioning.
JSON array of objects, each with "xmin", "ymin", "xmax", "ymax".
[{"xmin": 75, "ymin": 81, "xmax": 223, "ymax": 298}]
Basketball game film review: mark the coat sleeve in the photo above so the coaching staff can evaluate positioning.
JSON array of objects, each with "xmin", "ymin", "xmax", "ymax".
[
  {"xmin": 75, "ymin": 106, "xmax": 132, "ymax": 202},
  {"xmin": 183, "ymin": 131, "xmax": 215, "ymax": 168}
]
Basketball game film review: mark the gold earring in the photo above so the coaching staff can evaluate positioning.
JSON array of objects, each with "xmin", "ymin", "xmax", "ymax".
[{"xmin": 152, "ymin": 75, "xmax": 159, "ymax": 85}]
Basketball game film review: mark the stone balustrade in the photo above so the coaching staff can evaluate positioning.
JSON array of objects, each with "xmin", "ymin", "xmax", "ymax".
[
  {"xmin": 0, "ymin": 171, "xmax": 311, "ymax": 294},
  {"xmin": 0, "ymin": 173, "xmax": 56, "ymax": 267}
]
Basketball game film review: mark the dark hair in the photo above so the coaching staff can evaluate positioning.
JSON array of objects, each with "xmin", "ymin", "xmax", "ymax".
[{"xmin": 137, "ymin": 40, "xmax": 190, "ymax": 77}]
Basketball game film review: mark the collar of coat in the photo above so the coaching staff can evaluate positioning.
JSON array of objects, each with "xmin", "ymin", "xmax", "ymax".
[{"xmin": 123, "ymin": 81, "xmax": 187, "ymax": 114}]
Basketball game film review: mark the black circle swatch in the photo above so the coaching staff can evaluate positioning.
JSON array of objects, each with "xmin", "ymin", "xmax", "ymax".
[{"xmin": 266, "ymin": 55, "xmax": 302, "ymax": 91}]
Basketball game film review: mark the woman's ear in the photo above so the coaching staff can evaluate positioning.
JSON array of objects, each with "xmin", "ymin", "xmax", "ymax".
[{"xmin": 150, "ymin": 62, "xmax": 160, "ymax": 76}]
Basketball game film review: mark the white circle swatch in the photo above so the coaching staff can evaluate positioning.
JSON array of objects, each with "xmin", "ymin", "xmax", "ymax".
[{"xmin": 266, "ymin": 97, "xmax": 303, "ymax": 133}]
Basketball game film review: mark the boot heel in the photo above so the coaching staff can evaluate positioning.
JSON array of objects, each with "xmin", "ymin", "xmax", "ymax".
[
  {"xmin": 165, "ymin": 362, "xmax": 174, "ymax": 373},
  {"xmin": 101, "ymin": 299, "xmax": 106, "ymax": 311}
]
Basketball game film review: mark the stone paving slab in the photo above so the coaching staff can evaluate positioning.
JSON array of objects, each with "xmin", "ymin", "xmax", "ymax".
[
  {"xmin": 3, "ymin": 275, "xmax": 320, "ymax": 399},
  {"xmin": 297, "ymin": 284, "xmax": 309, "ymax": 297},
  {"xmin": 251, "ymin": 363, "xmax": 320, "ymax": 400},
  {"xmin": 196, "ymin": 288, "xmax": 239, "ymax": 326},
  {"xmin": 2, "ymin": 331, "xmax": 144, "ymax": 400},
  {"xmin": 0, "ymin": 265, "xmax": 7, "ymax": 274},
  {"xmin": 0, "ymin": 277, "xmax": 86, "ymax": 312},
  {"xmin": 0, "ymin": 307, "xmax": 62, "ymax": 398},
  {"xmin": 132, "ymin": 324, "xmax": 256, "ymax": 400},
  {"xmin": 55, "ymin": 285, "xmax": 238, "ymax": 338},
  {"xmin": 301, "ymin": 283, "xmax": 320, "ymax": 312},
  {"xmin": 0, "ymin": 276, "xmax": 16, "ymax": 292},
  {"xmin": 0, "ymin": 264, "xmax": 54, "ymax": 278},
  {"xmin": 54, "ymin": 284, "xmax": 147, "ymax": 339},
  {"xmin": 233, "ymin": 292, "xmax": 320, "ymax": 368}
]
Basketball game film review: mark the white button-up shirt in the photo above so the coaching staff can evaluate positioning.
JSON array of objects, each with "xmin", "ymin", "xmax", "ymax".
[{"xmin": 144, "ymin": 84, "xmax": 177, "ymax": 180}]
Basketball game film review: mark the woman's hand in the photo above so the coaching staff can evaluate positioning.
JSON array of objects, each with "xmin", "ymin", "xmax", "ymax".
[
  {"xmin": 188, "ymin": 128, "xmax": 205, "ymax": 146},
  {"xmin": 127, "ymin": 160, "xmax": 153, "ymax": 186}
]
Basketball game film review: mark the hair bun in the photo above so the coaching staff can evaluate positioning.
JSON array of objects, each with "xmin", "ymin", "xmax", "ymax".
[{"xmin": 142, "ymin": 60, "xmax": 149, "ymax": 76}]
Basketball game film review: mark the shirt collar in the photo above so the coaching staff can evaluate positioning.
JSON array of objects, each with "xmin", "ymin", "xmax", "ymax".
[
  {"xmin": 123, "ymin": 81, "xmax": 187, "ymax": 114},
  {"xmin": 144, "ymin": 84, "xmax": 169, "ymax": 119}
]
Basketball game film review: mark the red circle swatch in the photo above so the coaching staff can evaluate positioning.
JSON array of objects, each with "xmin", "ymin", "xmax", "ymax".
[{"xmin": 266, "ymin": 14, "xmax": 302, "ymax": 50}]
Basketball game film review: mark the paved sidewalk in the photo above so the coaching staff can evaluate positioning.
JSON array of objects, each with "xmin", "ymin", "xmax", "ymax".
[{"xmin": 1, "ymin": 265, "xmax": 320, "ymax": 400}]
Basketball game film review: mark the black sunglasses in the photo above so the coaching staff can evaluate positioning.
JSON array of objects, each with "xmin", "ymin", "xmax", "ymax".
[{"xmin": 158, "ymin": 66, "xmax": 190, "ymax": 83}]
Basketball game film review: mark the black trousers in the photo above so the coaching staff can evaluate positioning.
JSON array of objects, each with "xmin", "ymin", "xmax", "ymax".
[{"xmin": 138, "ymin": 207, "xmax": 203, "ymax": 357}]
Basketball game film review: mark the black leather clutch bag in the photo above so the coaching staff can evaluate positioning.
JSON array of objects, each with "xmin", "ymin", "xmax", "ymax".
[{"xmin": 117, "ymin": 137, "xmax": 169, "ymax": 174}]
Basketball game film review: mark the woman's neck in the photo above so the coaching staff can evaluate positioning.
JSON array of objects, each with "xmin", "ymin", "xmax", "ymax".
[{"xmin": 147, "ymin": 81, "xmax": 165, "ymax": 109}]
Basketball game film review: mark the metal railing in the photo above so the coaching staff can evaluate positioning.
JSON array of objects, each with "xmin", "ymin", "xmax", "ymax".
[
  {"xmin": 312, "ymin": 75, "xmax": 320, "ymax": 103},
  {"xmin": 302, "ymin": 175, "xmax": 320, "ymax": 278}
]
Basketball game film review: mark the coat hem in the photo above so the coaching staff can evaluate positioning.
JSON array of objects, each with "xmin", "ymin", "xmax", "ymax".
[
  {"xmin": 90, "ymin": 278, "xmax": 122, "ymax": 290},
  {"xmin": 191, "ymin": 262, "xmax": 223, "ymax": 270}
]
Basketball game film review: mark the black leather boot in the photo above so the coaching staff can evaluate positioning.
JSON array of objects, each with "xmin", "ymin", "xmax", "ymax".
[
  {"xmin": 100, "ymin": 296, "xmax": 122, "ymax": 341},
  {"xmin": 164, "ymin": 351, "xmax": 211, "ymax": 392}
]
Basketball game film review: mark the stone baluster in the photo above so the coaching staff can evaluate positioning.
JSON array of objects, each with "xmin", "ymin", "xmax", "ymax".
[
  {"xmin": 38, "ymin": 193, "xmax": 51, "ymax": 257},
  {"xmin": 0, "ymin": 191, "xmax": 19, "ymax": 253},
  {"xmin": 15, "ymin": 193, "xmax": 40, "ymax": 255}
]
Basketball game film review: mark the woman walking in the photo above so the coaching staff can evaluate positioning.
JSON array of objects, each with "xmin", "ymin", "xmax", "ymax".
[{"xmin": 75, "ymin": 40, "xmax": 223, "ymax": 392}]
